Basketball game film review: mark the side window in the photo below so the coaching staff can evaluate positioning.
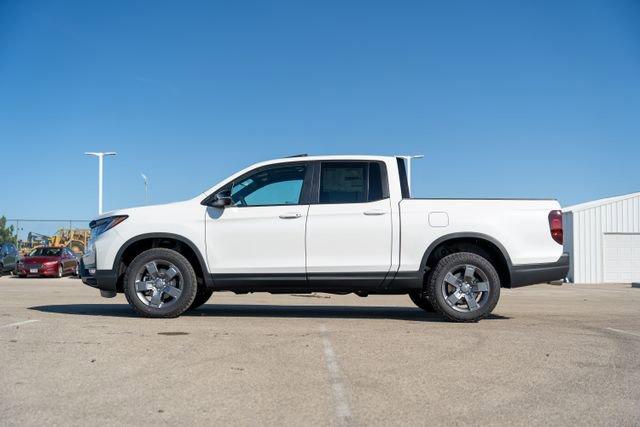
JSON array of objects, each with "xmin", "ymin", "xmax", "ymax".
[
  {"xmin": 319, "ymin": 161, "xmax": 388, "ymax": 204},
  {"xmin": 368, "ymin": 162, "xmax": 383, "ymax": 202},
  {"xmin": 319, "ymin": 162, "xmax": 367, "ymax": 204},
  {"xmin": 230, "ymin": 164, "xmax": 307, "ymax": 207},
  {"xmin": 396, "ymin": 157, "xmax": 410, "ymax": 199}
]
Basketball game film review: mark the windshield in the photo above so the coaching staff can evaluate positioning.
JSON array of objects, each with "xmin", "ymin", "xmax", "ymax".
[{"xmin": 29, "ymin": 248, "xmax": 62, "ymax": 257}]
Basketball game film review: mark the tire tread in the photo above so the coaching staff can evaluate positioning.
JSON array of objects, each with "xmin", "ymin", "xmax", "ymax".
[
  {"xmin": 426, "ymin": 252, "xmax": 500, "ymax": 323},
  {"xmin": 123, "ymin": 248, "xmax": 198, "ymax": 318}
]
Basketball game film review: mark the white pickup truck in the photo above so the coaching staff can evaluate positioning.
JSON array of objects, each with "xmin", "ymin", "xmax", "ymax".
[{"xmin": 81, "ymin": 155, "xmax": 569, "ymax": 322}]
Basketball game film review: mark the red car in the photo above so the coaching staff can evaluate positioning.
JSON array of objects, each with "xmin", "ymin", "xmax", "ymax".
[{"xmin": 17, "ymin": 247, "xmax": 79, "ymax": 278}]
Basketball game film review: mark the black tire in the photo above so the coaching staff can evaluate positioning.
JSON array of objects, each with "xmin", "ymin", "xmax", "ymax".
[
  {"xmin": 123, "ymin": 248, "xmax": 198, "ymax": 318},
  {"xmin": 408, "ymin": 291, "xmax": 436, "ymax": 312},
  {"xmin": 426, "ymin": 252, "xmax": 500, "ymax": 322},
  {"xmin": 188, "ymin": 286, "xmax": 214, "ymax": 311}
]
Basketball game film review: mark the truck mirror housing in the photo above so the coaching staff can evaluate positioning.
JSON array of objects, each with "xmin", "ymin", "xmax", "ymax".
[{"xmin": 212, "ymin": 190, "xmax": 232, "ymax": 208}]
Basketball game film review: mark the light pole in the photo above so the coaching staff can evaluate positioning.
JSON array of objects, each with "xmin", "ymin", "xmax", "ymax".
[
  {"xmin": 85, "ymin": 152, "xmax": 117, "ymax": 214},
  {"xmin": 398, "ymin": 155, "xmax": 424, "ymax": 196},
  {"xmin": 141, "ymin": 173, "xmax": 149, "ymax": 204}
]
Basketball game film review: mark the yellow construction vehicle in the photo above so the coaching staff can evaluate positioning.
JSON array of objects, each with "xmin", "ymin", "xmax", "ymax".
[
  {"xmin": 18, "ymin": 229, "xmax": 90, "ymax": 256},
  {"xmin": 19, "ymin": 232, "xmax": 51, "ymax": 256},
  {"xmin": 49, "ymin": 228, "xmax": 90, "ymax": 254}
]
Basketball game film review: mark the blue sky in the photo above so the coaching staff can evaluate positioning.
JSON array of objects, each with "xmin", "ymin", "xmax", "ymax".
[{"xmin": 1, "ymin": 0, "xmax": 639, "ymax": 229}]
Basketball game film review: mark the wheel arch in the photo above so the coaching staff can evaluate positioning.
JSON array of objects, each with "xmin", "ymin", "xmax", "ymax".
[
  {"xmin": 420, "ymin": 232, "xmax": 513, "ymax": 288},
  {"xmin": 112, "ymin": 233, "xmax": 211, "ymax": 292}
]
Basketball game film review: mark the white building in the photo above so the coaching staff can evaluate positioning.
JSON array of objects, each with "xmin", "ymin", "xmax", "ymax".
[{"xmin": 563, "ymin": 192, "xmax": 640, "ymax": 283}]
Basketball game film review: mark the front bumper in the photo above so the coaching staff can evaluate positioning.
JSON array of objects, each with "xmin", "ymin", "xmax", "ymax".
[
  {"xmin": 508, "ymin": 253, "xmax": 570, "ymax": 287},
  {"xmin": 80, "ymin": 259, "xmax": 118, "ymax": 297},
  {"xmin": 17, "ymin": 264, "xmax": 59, "ymax": 277}
]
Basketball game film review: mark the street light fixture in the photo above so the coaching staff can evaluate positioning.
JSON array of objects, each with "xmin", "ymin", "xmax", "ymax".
[
  {"xmin": 85, "ymin": 152, "xmax": 117, "ymax": 214},
  {"xmin": 141, "ymin": 173, "xmax": 149, "ymax": 204},
  {"xmin": 398, "ymin": 155, "xmax": 424, "ymax": 196}
]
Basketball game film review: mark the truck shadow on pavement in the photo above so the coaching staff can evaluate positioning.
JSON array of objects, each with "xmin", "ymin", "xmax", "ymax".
[{"xmin": 29, "ymin": 304, "xmax": 509, "ymax": 322}]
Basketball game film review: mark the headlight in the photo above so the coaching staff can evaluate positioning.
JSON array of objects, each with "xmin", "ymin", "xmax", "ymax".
[
  {"xmin": 44, "ymin": 261, "xmax": 58, "ymax": 266},
  {"xmin": 89, "ymin": 215, "xmax": 128, "ymax": 239}
]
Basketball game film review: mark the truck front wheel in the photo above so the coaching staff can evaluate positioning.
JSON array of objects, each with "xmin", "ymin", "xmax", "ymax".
[
  {"xmin": 188, "ymin": 286, "xmax": 214, "ymax": 311},
  {"xmin": 426, "ymin": 252, "xmax": 500, "ymax": 322},
  {"xmin": 123, "ymin": 248, "xmax": 198, "ymax": 318}
]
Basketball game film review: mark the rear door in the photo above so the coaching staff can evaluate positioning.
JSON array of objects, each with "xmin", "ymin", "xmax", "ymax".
[
  {"xmin": 64, "ymin": 249, "xmax": 76, "ymax": 272},
  {"xmin": 0, "ymin": 244, "xmax": 7, "ymax": 270},
  {"xmin": 60, "ymin": 249, "xmax": 70, "ymax": 272},
  {"xmin": 305, "ymin": 161, "xmax": 392, "ymax": 288},
  {"xmin": 9, "ymin": 245, "xmax": 18, "ymax": 269}
]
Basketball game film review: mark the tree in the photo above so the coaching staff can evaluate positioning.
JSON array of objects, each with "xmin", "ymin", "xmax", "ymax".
[{"xmin": 0, "ymin": 216, "xmax": 17, "ymax": 244}]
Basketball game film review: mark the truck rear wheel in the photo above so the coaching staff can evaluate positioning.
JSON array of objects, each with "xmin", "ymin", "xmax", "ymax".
[
  {"xmin": 123, "ymin": 248, "xmax": 198, "ymax": 318},
  {"xmin": 408, "ymin": 291, "xmax": 436, "ymax": 312},
  {"xmin": 426, "ymin": 252, "xmax": 500, "ymax": 322}
]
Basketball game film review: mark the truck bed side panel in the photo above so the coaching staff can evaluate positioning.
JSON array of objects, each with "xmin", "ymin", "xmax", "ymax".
[{"xmin": 398, "ymin": 199, "xmax": 564, "ymax": 272}]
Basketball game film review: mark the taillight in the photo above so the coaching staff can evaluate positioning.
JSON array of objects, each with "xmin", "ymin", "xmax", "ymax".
[{"xmin": 548, "ymin": 210, "xmax": 563, "ymax": 245}]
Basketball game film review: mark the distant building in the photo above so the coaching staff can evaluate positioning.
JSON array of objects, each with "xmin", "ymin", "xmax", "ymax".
[{"xmin": 563, "ymin": 192, "xmax": 640, "ymax": 283}]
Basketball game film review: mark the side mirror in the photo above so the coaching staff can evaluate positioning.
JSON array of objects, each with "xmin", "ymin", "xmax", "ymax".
[{"xmin": 212, "ymin": 190, "xmax": 232, "ymax": 208}]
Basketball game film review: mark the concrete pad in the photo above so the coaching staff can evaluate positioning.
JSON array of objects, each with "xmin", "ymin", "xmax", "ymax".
[{"xmin": 1, "ymin": 275, "xmax": 639, "ymax": 425}]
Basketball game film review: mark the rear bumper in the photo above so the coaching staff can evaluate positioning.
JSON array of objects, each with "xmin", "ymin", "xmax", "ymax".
[
  {"xmin": 508, "ymin": 253, "xmax": 570, "ymax": 288},
  {"xmin": 80, "ymin": 259, "xmax": 118, "ymax": 297}
]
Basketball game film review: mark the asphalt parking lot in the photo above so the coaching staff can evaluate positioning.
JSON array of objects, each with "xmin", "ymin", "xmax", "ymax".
[{"xmin": 1, "ymin": 275, "xmax": 639, "ymax": 426}]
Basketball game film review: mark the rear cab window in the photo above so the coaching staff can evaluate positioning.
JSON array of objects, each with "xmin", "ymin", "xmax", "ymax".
[{"xmin": 318, "ymin": 161, "xmax": 388, "ymax": 204}]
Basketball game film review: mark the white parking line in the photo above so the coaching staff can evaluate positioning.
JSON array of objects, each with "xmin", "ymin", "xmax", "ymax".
[
  {"xmin": 0, "ymin": 319, "xmax": 40, "ymax": 330},
  {"xmin": 320, "ymin": 324, "xmax": 352, "ymax": 425},
  {"xmin": 605, "ymin": 327, "xmax": 640, "ymax": 338}
]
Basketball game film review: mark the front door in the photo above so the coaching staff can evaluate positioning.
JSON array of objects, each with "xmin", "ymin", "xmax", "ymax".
[
  {"xmin": 205, "ymin": 162, "xmax": 312, "ymax": 289},
  {"xmin": 305, "ymin": 161, "xmax": 393, "ymax": 288}
]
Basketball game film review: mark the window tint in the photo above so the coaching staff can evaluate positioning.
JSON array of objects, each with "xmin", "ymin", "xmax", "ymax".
[
  {"xmin": 368, "ymin": 162, "xmax": 383, "ymax": 202},
  {"xmin": 29, "ymin": 248, "xmax": 62, "ymax": 257},
  {"xmin": 319, "ymin": 162, "xmax": 367, "ymax": 204},
  {"xmin": 230, "ymin": 164, "xmax": 307, "ymax": 206},
  {"xmin": 396, "ymin": 157, "xmax": 410, "ymax": 199}
]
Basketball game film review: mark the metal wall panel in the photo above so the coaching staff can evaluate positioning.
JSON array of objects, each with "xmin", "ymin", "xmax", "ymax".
[{"xmin": 564, "ymin": 194, "xmax": 640, "ymax": 283}]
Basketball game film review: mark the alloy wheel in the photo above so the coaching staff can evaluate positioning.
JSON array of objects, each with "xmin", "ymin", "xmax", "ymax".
[
  {"xmin": 440, "ymin": 264, "xmax": 491, "ymax": 312},
  {"xmin": 134, "ymin": 260, "xmax": 184, "ymax": 309}
]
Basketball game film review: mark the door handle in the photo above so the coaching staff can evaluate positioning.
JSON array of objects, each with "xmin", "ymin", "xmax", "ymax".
[
  {"xmin": 279, "ymin": 213, "xmax": 302, "ymax": 219},
  {"xmin": 363, "ymin": 209, "xmax": 386, "ymax": 216}
]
